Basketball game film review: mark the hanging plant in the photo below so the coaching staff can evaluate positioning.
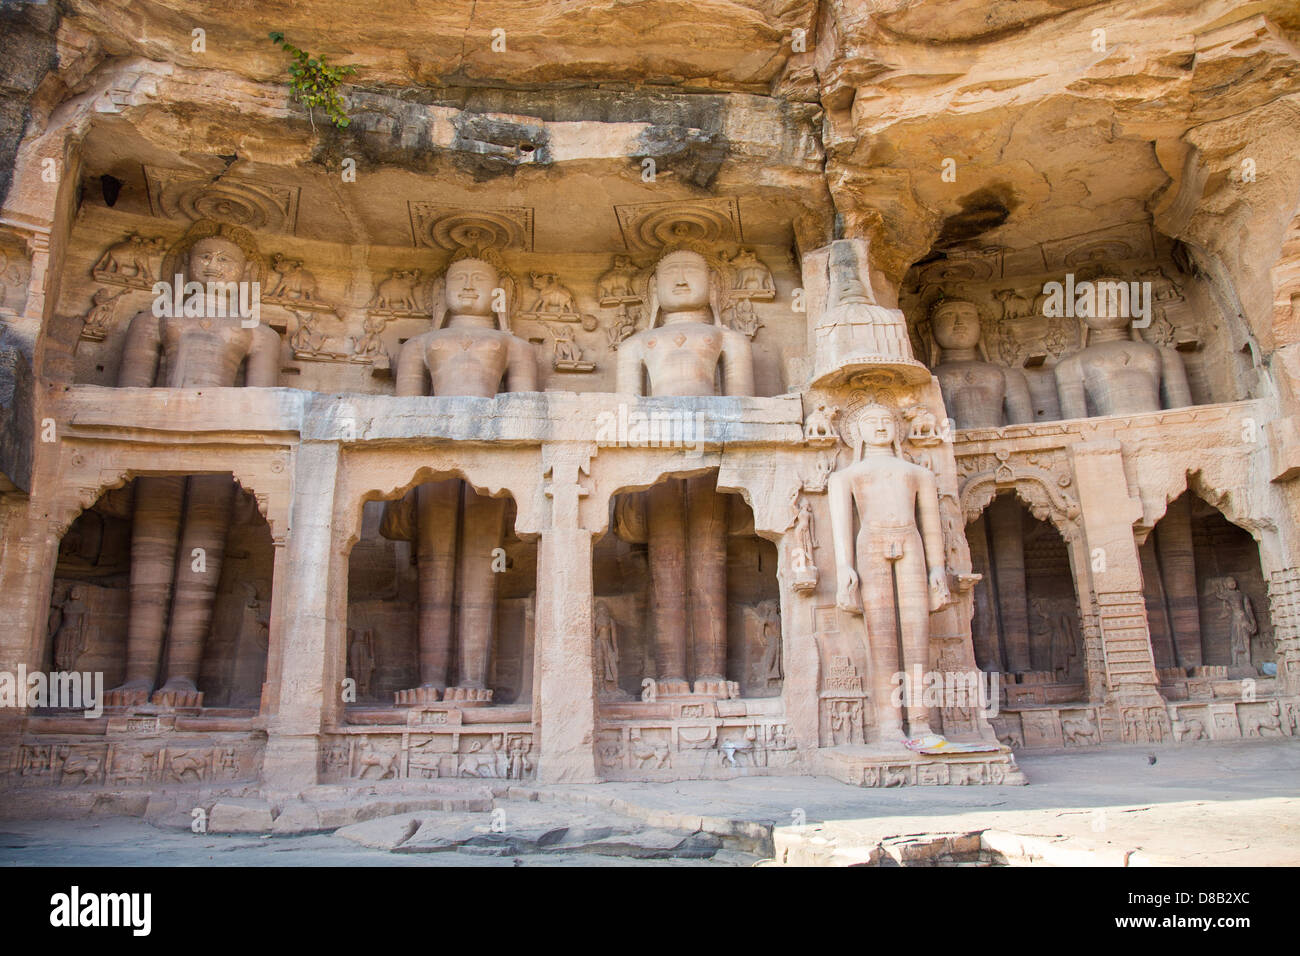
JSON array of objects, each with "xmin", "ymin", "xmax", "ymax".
[{"xmin": 268, "ymin": 31, "xmax": 356, "ymax": 130}]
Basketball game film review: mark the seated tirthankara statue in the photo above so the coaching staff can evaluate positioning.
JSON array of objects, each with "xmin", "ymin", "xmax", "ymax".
[
  {"xmin": 616, "ymin": 247, "xmax": 754, "ymax": 697},
  {"xmin": 929, "ymin": 298, "xmax": 1034, "ymax": 429},
  {"xmin": 386, "ymin": 247, "xmax": 538, "ymax": 705},
  {"xmin": 107, "ymin": 220, "xmax": 281, "ymax": 708},
  {"xmin": 829, "ymin": 403, "xmax": 953, "ymax": 744},
  {"xmin": 1053, "ymin": 279, "xmax": 1192, "ymax": 419}
]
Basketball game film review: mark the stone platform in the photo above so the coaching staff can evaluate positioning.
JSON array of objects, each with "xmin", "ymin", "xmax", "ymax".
[{"xmin": 814, "ymin": 744, "xmax": 1026, "ymax": 787}]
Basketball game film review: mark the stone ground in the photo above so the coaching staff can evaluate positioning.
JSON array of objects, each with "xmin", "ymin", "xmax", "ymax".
[{"xmin": 1, "ymin": 739, "xmax": 1296, "ymax": 866}]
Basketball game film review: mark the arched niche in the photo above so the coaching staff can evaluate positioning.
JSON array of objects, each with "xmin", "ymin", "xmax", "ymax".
[
  {"xmin": 966, "ymin": 491, "xmax": 1084, "ymax": 690},
  {"xmin": 1143, "ymin": 489, "xmax": 1276, "ymax": 685},
  {"xmin": 341, "ymin": 467, "xmax": 535, "ymax": 709},
  {"xmin": 47, "ymin": 474, "xmax": 274, "ymax": 711},
  {"xmin": 599, "ymin": 467, "xmax": 781, "ymax": 700}
]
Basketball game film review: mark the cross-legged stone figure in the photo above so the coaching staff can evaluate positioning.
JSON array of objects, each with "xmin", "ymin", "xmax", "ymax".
[
  {"xmin": 106, "ymin": 221, "xmax": 280, "ymax": 708},
  {"xmin": 829, "ymin": 403, "xmax": 952, "ymax": 742},
  {"xmin": 389, "ymin": 249, "xmax": 537, "ymax": 704},
  {"xmin": 929, "ymin": 298, "xmax": 1034, "ymax": 429},
  {"xmin": 616, "ymin": 248, "xmax": 754, "ymax": 696},
  {"xmin": 1054, "ymin": 281, "xmax": 1192, "ymax": 419}
]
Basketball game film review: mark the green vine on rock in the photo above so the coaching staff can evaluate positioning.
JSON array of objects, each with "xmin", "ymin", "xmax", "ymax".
[{"xmin": 268, "ymin": 31, "xmax": 356, "ymax": 130}]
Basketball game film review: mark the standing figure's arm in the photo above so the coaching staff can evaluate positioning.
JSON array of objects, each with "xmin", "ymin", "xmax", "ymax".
[
  {"xmin": 1160, "ymin": 348, "xmax": 1193, "ymax": 408},
  {"xmin": 1002, "ymin": 367, "xmax": 1036, "ymax": 424},
  {"xmin": 506, "ymin": 337, "xmax": 539, "ymax": 393},
  {"xmin": 720, "ymin": 329, "xmax": 755, "ymax": 397},
  {"xmin": 828, "ymin": 470, "xmax": 860, "ymax": 613},
  {"xmin": 117, "ymin": 311, "xmax": 162, "ymax": 387},
  {"xmin": 615, "ymin": 338, "xmax": 646, "ymax": 395},
  {"xmin": 1054, "ymin": 358, "xmax": 1088, "ymax": 420},
  {"xmin": 394, "ymin": 335, "xmax": 430, "ymax": 397},
  {"xmin": 917, "ymin": 467, "xmax": 952, "ymax": 611},
  {"xmin": 245, "ymin": 326, "xmax": 282, "ymax": 387}
]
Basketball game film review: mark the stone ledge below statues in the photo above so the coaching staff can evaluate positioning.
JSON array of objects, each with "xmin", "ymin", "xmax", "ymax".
[
  {"xmin": 814, "ymin": 745, "xmax": 1026, "ymax": 787},
  {"xmin": 54, "ymin": 386, "xmax": 805, "ymax": 447}
]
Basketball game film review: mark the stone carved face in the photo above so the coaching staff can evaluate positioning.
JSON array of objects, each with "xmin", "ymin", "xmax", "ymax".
[
  {"xmin": 654, "ymin": 251, "xmax": 711, "ymax": 314},
  {"xmin": 445, "ymin": 258, "xmax": 499, "ymax": 318},
  {"xmin": 856, "ymin": 405, "xmax": 897, "ymax": 448},
  {"xmin": 188, "ymin": 236, "xmax": 247, "ymax": 284},
  {"xmin": 1080, "ymin": 277, "xmax": 1133, "ymax": 333},
  {"xmin": 931, "ymin": 300, "xmax": 982, "ymax": 350}
]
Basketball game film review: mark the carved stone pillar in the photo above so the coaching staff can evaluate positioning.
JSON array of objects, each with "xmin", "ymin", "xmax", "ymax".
[
  {"xmin": 534, "ymin": 443, "xmax": 599, "ymax": 783},
  {"xmin": 0, "ymin": 503, "xmax": 60, "ymax": 732},
  {"xmin": 1267, "ymin": 567, "xmax": 1300, "ymax": 696},
  {"xmin": 1069, "ymin": 439, "xmax": 1168, "ymax": 731},
  {"xmin": 262, "ymin": 442, "xmax": 341, "ymax": 791}
]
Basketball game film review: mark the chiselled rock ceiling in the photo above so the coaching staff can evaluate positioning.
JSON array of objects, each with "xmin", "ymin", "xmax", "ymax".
[{"xmin": 6, "ymin": 0, "xmax": 1300, "ymax": 330}]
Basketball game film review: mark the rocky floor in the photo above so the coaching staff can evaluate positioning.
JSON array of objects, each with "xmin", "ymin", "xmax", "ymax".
[{"xmin": 1, "ymin": 739, "xmax": 1297, "ymax": 866}]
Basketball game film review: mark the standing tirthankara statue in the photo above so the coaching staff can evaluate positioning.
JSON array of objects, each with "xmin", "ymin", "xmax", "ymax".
[
  {"xmin": 829, "ymin": 403, "xmax": 953, "ymax": 744},
  {"xmin": 615, "ymin": 248, "xmax": 753, "ymax": 697},
  {"xmin": 387, "ymin": 248, "xmax": 538, "ymax": 705},
  {"xmin": 928, "ymin": 298, "xmax": 1034, "ymax": 429},
  {"xmin": 1053, "ymin": 278, "xmax": 1192, "ymax": 419},
  {"xmin": 106, "ymin": 221, "xmax": 280, "ymax": 708},
  {"xmin": 1214, "ymin": 577, "xmax": 1258, "ymax": 671}
]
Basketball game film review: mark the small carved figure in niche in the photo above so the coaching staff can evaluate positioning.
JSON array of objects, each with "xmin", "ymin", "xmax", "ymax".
[
  {"xmin": 994, "ymin": 288, "xmax": 1031, "ymax": 320},
  {"xmin": 80, "ymin": 287, "xmax": 127, "ymax": 341},
  {"xmin": 507, "ymin": 738, "xmax": 533, "ymax": 779},
  {"xmin": 350, "ymin": 314, "xmax": 389, "ymax": 362},
  {"xmin": 804, "ymin": 403, "xmax": 840, "ymax": 444},
  {"xmin": 728, "ymin": 296, "xmax": 763, "ymax": 338},
  {"xmin": 94, "ymin": 233, "xmax": 164, "ymax": 282},
  {"xmin": 595, "ymin": 601, "xmax": 628, "ymax": 699},
  {"xmin": 598, "ymin": 255, "xmax": 640, "ymax": 301},
  {"xmin": 629, "ymin": 732, "xmax": 671, "ymax": 769},
  {"xmin": 929, "ymin": 298, "xmax": 1034, "ymax": 429},
  {"xmin": 1053, "ymin": 277, "xmax": 1192, "ymax": 419},
  {"xmin": 606, "ymin": 302, "xmax": 639, "ymax": 349},
  {"xmin": 528, "ymin": 272, "xmax": 579, "ymax": 315},
  {"xmin": 830, "ymin": 402, "xmax": 953, "ymax": 744},
  {"xmin": 289, "ymin": 310, "xmax": 341, "ymax": 357},
  {"xmin": 267, "ymin": 254, "xmax": 321, "ymax": 302},
  {"xmin": 52, "ymin": 584, "xmax": 89, "ymax": 672},
  {"xmin": 725, "ymin": 247, "xmax": 775, "ymax": 294},
  {"xmin": 756, "ymin": 599, "xmax": 782, "ymax": 682},
  {"xmin": 789, "ymin": 497, "xmax": 818, "ymax": 592},
  {"xmin": 1029, "ymin": 597, "xmax": 1081, "ymax": 681},
  {"xmin": 1214, "ymin": 577, "xmax": 1258, "ymax": 670},
  {"xmin": 348, "ymin": 628, "xmax": 376, "ymax": 699},
  {"xmin": 1060, "ymin": 713, "xmax": 1099, "ymax": 746},
  {"xmin": 369, "ymin": 269, "xmax": 423, "ymax": 312},
  {"xmin": 546, "ymin": 322, "xmax": 594, "ymax": 372}
]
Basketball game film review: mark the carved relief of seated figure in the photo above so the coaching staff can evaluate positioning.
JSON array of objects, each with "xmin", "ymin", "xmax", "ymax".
[
  {"xmin": 386, "ymin": 249, "xmax": 538, "ymax": 704},
  {"xmin": 929, "ymin": 298, "xmax": 1034, "ymax": 430},
  {"xmin": 1053, "ymin": 279, "xmax": 1192, "ymax": 419},
  {"xmin": 107, "ymin": 222, "xmax": 280, "ymax": 708},
  {"xmin": 615, "ymin": 248, "xmax": 755, "ymax": 697}
]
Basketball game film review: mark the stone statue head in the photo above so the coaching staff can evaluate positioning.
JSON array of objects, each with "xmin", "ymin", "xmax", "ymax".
[
  {"xmin": 187, "ymin": 236, "xmax": 247, "ymax": 285},
  {"xmin": 163, "ymin": 220, "xmax": 264, "ymax": 287},
  {"xmin": 1079, "ymin": 275, "xmax": 1133, "ymax": 334},
  {"xmin": 930, "ymin": 298, "xmax": 983, "ymax": 351},
  {"xmin": 444, "ymin": 257, "xmax": 497, "ymax": 318},
  {"xmin": 434, "ymin": 247, "xmax": 514, "ymax": 331},
  {"xmin": 1224, "ymin": 576, "xmax": 1239, "ymax": 590},
  {"xmin": 648, "ymin": 248, "xmax": 722, "ymax": 327},
  {"xmin": 855, "ymin": 403, "xmax": 898, "ymax": 449}
]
